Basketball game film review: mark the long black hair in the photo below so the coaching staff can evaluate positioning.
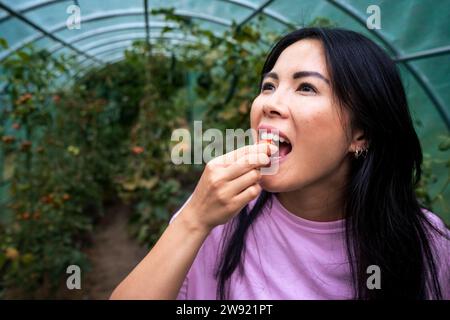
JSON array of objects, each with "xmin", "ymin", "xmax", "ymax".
[{"xmin": 215, "ymin": 27, "xmax": 448, "ymax": 299}]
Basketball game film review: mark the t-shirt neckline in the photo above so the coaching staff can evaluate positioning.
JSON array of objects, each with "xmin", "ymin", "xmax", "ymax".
[{"xmin": 271, "ymin": 193, "xmax": 346, "ymax": 234}]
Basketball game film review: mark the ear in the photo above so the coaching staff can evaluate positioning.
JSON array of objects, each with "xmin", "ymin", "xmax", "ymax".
[{"xmin": 348, "ymin": 128, "xmax": 368, "ymax": 152}]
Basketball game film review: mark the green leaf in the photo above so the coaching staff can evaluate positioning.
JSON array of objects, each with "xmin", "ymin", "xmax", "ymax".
[
  {"xmin": 0, "ymin": 38, "xmax": 8, "ymax": 49},
  {"xmin": 438, "ymin": 136, "xmax": 450, "ymax": 151},
  {"xmin": 17, "ymin": 51, "xmax": 30, "ymax": 62}
]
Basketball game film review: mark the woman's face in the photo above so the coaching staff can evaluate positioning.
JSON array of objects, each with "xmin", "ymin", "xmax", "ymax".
[{"xmin": 250, "ymin": 39, "xmax": 356, "ymax": 192}]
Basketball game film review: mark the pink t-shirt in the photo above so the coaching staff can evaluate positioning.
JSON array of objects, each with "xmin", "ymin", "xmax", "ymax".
[{"xmin": 170, "ymin": 193, "xmax": 450, "ymax": 299}]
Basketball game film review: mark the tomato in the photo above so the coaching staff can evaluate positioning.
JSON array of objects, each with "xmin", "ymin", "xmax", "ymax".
[{"xmin": 131, "ymin": 146, "xmax": 144, "ymax": 155}]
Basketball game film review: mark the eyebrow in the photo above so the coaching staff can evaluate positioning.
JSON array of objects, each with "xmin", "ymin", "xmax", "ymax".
[{"xmin": 263, "ymin": 71, "xmax": 330, "ymax": 85}]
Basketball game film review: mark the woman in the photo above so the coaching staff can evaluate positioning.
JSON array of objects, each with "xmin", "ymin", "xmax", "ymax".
[{"xmin": 111, "ymin": 27, "xmax": 449, "ymax": 300}]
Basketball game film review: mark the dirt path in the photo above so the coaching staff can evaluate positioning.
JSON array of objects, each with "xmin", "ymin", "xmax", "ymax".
[{"xmin": 57, "ymin": 202, "xmax": 149, "ymax": 299}]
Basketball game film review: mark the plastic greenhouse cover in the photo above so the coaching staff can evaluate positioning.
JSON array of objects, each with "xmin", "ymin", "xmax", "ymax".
[{"xmin": 0, "ymin": 0, "xmax": 449, "ymax": 206}]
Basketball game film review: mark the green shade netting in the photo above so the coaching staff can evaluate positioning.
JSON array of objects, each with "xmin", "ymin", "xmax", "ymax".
[{"xmin": 0, "ymin": 0, "xmax": 449, "ymax": 217}]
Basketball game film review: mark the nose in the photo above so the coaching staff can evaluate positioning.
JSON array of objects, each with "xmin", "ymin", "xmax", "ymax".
[{"xmin": 262, "ymin": 96, "xmax": 289, "ymax": 119}]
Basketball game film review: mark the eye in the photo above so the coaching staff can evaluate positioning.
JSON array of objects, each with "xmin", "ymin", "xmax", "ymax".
[
  {"xmin": 297, "ymin": 82, "xmax": 317, "ymax": 94},
  {"xmin": 261, "ymin": 82, "xmax": 275, "ymax": 92}
]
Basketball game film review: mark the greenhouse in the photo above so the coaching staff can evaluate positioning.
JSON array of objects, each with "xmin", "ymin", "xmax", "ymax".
[{"xmin": 0, "ymin": 0, "xmax": 449, "ymax": 300}]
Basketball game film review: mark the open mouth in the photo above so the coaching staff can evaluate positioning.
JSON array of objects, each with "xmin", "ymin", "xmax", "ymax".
[{"xmin": 259, "ymin": 131, "xmax": 292, "ymax": 158}]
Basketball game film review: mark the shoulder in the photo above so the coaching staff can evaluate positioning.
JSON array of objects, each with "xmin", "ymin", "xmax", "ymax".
[
  {"xmin": 421, "ymin": 208, "xmax": 450, "ymax": 238},
  {"xmin": 421, "ymin": 208, "xmax": 450, "ymax": 298},
  {"xmin": 420, "ymin": 208, "xmax": 449, "ymax": 252}
]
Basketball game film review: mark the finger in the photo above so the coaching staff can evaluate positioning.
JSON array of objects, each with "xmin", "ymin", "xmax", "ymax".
[
  {"xmin": 227, "ymin": 168, "xmax": 261, "ymax": 196},
  {"xmin": 214, "ymin": 142, "xmax": 278, "ymax": 167},
  {"xmin": 225, "ymin": 152, "xmax": 271, "ymax": 181},
  {"xmin": 233, "ymin": 142, "xmax": 278, "ymax": 160},
  {"xmin": 232, "ymin": 183, "xmax": 262, "ymax": 207}
]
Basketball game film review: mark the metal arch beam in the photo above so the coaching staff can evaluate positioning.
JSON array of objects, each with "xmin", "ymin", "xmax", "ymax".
[
  {"xmin": 89, "ymin": 42, "xmax": 189, "ymax": 64},
  {"xmin": 88, "ymin": 44, "xmax": 136, "ymax": 60},
  {"xmin": 0, "ymin": 19, "xmax": 162, "ymax": 62},
  {"xmin": 48, "ymin": 23, "xmax": 197, "ymax": 55},
  {"xmin": 394, "ymin": 45, "xmax": 450, "ymax": 63},
  {"xmin": 326, "ymin": 0, "xmax": 450, "ymax": 130},
  {"xmin": 0, "ymin": 0, "xmax": 64, "ymax": 24},
  {"xmin": 48, "ymin": 22, "xmax": 148, "ymax": 54},
  {"xmin": 143, "ymin": 0, "xmax": 150, "ymax": 49},
  {"xmin": 236, "ymin": 0, "xmax": 274, "ymax": 30},
  {"xmin": 84, "ymin": 37, "xmax": 195, "ymax": 58},
  {"xmin": 0, "ymin": 1, "xmax": 232, "ymax": 27},
  {"xmin": 102, "ymin": 51, "xmax": 173, "ymax": 65},
  {"xmin": 84, "ymin": 52, "xmax": 128, "ymax": 67},
  {"xmin": 171, "ymin": 9, "xmax": 232, "ymax": 27},
  {"xmin": 79, "ymin": 49, "xmax": 130, "ymax": 69},
  {"xmin": 103, "ymin": 52, "xmax": 167, "ymax": 64},
  {"xmin": 49, "ymin": 23, "xmax": 212, "ymax": 56},
  {"xmin": 64, "ymin": 8, "xmax": 232, "ymax": 27},
  {"xmin": 65, "ymin": 32, "xmax": 196, "ymax": 55},
  {"xmin": 77, "ymin": 34, "xmax": 196, "ymax": 57},
  {"xmin": 0, "ymin": 1, "xmax": 103, "ymax": 65},
  {"xmin": 76, "ymin": 45, "xmax": 144, "ymax": 72},
  {"xmin": 0, "ymin": 8, "xmax": 231, "ymax": 61},
  {"xmin": 50, "ymin": 28, "xmax": 196, "ymax": 54},
  {"xmin": 77, "ymin": 37, "xmax": 195, "ymax": 65},
  {"xmin": 105, "ymin": 54, "xmax": 142, "ymax": 65},
  {"xmin": 77, "ymin": 35, "xmax": 147, "ymax": 54},
  {"xmin": 87, "ymin": 41, "xmax": 179, "ymax": 58},
  {"xmin": 220, "ymin": 0, "xmax": 295, "ymax": 28},
  {"xmin": 78, "ymin": 54, "xmax": 125, "ymax": 73},
  {"xmin": 82, "ymin": 54, "xmax": 125, "ymax": 70},
  {"xmin": 0, "ymin": 19, "xmax": 174, "ymax": 62},
  {"xmin": 76, "ymin": 45, "xmax": 172, "ymax": 75}
]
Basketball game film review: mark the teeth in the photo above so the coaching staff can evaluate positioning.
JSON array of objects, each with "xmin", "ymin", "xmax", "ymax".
[{"xmin": 259, "ymin": 131, "xmax": 290, "ymax": 144}]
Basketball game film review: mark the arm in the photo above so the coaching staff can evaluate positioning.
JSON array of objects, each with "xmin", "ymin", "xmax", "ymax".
[
  {"xmin": 110, "ymin": 142, "xmax": 277, "ymax": 299},
  {"xmin": 110, "ymin": 208, "xmax": 211, "ymax": 300}
]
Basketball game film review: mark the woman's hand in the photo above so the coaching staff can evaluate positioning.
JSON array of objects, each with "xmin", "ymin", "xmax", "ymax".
[
  {"xmin": 179, "ymin": 142, "xmax": 278, "ymax": 232},
  {"xmin": 110, "ymin": 141, "xmax": 278, "ymax": 300}
]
